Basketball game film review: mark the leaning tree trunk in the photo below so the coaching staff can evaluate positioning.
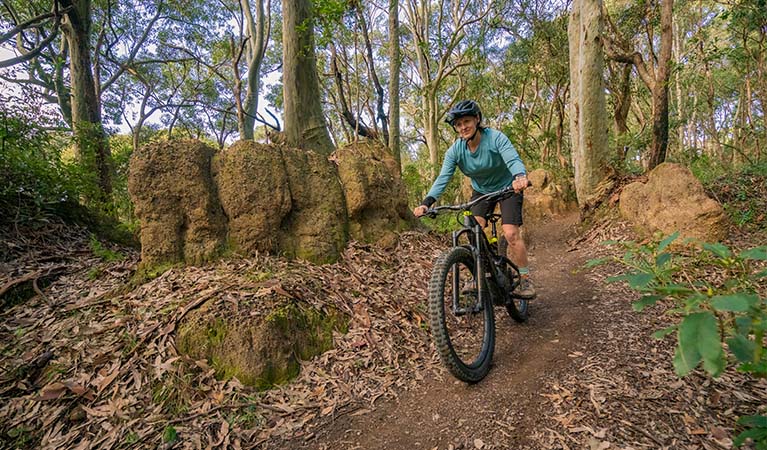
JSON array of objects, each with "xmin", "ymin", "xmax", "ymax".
[
  {"xmin": 388, "ymin": 0, "xmax": 401, "ymax": 173},
  {"xmin": 60, "ymin": 0, "xmax": 112, "ymax": 206},
  {"xmin": 282, "ymin": 0, "xmax": 334, "ymax": 154},
  {"xmin": 240, "ymin": 0, "xmax": 268, "ymax": 140},
  {"xmin": 568, "ymin": 0, "xmax": 613, "ymax": 210},
  {"xmin": 646, "ymin": 0, "xmax": 673, "ymax": 170}
]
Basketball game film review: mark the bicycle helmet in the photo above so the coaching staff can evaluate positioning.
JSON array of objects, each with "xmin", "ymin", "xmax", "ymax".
[{"xmin": 444, "ymin": 100, "xmax": 482, "ymax": 126}]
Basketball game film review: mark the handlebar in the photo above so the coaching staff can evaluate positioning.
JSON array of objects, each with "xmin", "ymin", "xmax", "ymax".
[{"xmin": 422, "ymin": 181, "xmax": 532, "ymax": 219}]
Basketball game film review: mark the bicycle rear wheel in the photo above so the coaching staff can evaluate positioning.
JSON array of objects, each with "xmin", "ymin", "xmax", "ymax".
[
  {"xmin": 428, "ymin": 246, "xmax": 495, "ymax": 382},
  {"xmin": 502, "ymin": 261, "xmax": 529, "ymax": 323}
]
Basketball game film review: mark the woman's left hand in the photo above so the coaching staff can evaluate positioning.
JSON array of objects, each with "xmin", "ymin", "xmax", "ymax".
[{"xmin": 512, "ymin": 175, "xmax": 528, "ymax": 192}]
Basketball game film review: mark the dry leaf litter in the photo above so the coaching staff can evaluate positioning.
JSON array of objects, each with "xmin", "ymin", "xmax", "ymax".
[{"xmin": 1, "ymin": 222, "xmax": 446, "ymax": 449}]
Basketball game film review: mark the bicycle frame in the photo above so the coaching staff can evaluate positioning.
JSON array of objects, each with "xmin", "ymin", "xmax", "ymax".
[{"xmin": 450, "ymin": 212, "xmax": 509, "ymax": 315}]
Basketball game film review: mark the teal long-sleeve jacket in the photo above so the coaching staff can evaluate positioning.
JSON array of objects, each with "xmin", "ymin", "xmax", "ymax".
[{"xmin": 422, "ymin": 127, "xmax": 526, "ymax": 206}]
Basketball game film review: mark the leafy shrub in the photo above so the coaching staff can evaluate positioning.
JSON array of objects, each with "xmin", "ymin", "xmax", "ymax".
[
  {"xmin": 0, "ymin": 110, "xmax": 80, "ymax": 223},
  {"xmin": 589, "ymin": 233, "xmax": 767, "ymax": 446}
]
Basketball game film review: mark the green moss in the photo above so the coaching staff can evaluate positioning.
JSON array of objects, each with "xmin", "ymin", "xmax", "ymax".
[
  {"xmin": 130, "ymin": 261, "xmax": 179, "ymax": 286},
  {"xmin": 177, "ymin": 301, "xmax": 348, "ymax": 390}
]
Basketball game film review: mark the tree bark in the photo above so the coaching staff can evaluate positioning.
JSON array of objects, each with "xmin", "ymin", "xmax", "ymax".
[
  {"xmin": 240, "ymin": 0, "xmax": 269, "ymax": 140},
  {"xmin": 282, "ymin": 0, "xmax": 334, "ymax": 154},
  {"xmin": 603, "ymin": 0, "xmax": 674, "ymax": 171},
  {"xmin": 646, "ymin": 0, "xmax": 673, "ymax": 170},
  {"xmin": 568, "ymin": 0, "xmax": 613, "ymax": 210},
  {"xmin": 388, "ymin": 0, "xmax": 401, "ymax": 172},
  {"xmin": 60, "ymin": 0, "xmax": 112, "ymax": 204}
]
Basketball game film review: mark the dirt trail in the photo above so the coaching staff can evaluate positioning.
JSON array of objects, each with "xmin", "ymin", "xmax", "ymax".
[{"xmin": 289, "ymin": 214, "xmax": 597, "ymax": 449}]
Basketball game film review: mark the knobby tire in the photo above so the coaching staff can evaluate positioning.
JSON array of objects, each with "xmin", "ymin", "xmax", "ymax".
[{"xmin": 428, "ymin": 246, "xmax": 494, "ymax": 382}]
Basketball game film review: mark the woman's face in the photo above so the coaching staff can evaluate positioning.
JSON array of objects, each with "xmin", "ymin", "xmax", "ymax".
[{"xmin": 454, "ymin": 115, "xmax": 480, "ymax": 140}]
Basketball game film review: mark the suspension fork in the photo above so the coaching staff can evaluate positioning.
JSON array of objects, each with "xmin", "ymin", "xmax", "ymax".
[{"xmin": 449, "ymin": 220, "xmax": 484, "ymax": 315}]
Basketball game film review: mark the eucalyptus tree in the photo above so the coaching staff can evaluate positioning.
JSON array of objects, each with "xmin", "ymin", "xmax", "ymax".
[
  {"xmin": 281, "ymin": 0, "xmax": 334, "ymax": 154},
  {"xmin": 389, "ymin": 0, "xmax": 401, "ymax": 171},
  {"xmin": 568, "ymin": 0, "xmax": 613, "ymax": 209},
  {"xmin": 231, "ymin": 0, "xmax": 271, "ymax": 140},
  {"xmin": 401, "ymin": 0, "xmax": 492, "ymax": 176},
  {"xmin": 603, "ymin": 0, "xmax": 674, "ymax": 170},
  {"xmin": 0, "ymin": 0, "xmax": 217, "ymax": 204}
]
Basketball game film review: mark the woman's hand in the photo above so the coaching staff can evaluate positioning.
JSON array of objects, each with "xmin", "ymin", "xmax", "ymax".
[
  {"xmin": 512, "ymin": 175, "xmax": 529, "ymax": 192},
  {"xmin": 413, "ymin": 205, "xmax": 428, "ymax": 217}
]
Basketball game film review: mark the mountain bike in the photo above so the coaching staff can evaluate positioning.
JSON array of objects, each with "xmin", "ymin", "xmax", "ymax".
[{"xmin": 422, "ymin": 186, "xmax": 530, "ymax": 382}]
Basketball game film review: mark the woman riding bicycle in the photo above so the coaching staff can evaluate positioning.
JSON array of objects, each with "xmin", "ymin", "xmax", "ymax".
[{"xmin": 412, "ymin": 100, "xmax": 536, "ymax": 299}]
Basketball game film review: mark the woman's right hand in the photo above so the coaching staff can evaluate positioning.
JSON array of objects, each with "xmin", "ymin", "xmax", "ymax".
[{"xmin": 413, "ymin": 205, "xmax": 428, "ymax": 217}]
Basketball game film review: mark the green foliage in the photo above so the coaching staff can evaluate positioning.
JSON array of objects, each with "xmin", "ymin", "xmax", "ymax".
[
  {"xmin": 162, "ymin": 426, "xmax": 178, "ymax": 444},
  {"xmin": 701, "ymin": 161, "xmax": 767, "ymax": 230},
  {"xmin": 108, "ymin": 135, "xmax": 139, "ymax": 233},
  {"xmin": 0, "ymin": 110, "xmax": 80, "ymax": 224},
  {"xmin": 89, "ymin": 235, "xmax": 125, "ymax": 262},
  {"xmin": 590, "ymin": 233, "xmax": 767, "ymax": 446}
]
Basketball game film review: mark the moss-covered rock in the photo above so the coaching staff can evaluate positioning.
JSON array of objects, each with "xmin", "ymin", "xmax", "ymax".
[
  {"xmin": 176, "ymin": 298, "xmax": 348, "ymax": 389},
  {"xmin": 334, "ymin": 142, "xmax": 414, "ymax": 246},
  {"xmin": 128, "ymin": 140, "xmax": 227, "ymax": 266},
  {"xmin": 523, "ymin": 168, "xmax": 578, "ymax": 225},
  {"xmin": 213, "ymin": 141, "xmax": 292, "ymax": 255},
  {"xmin": 277, "ymin": 147, "xmax": 348, "ymax": 264}
]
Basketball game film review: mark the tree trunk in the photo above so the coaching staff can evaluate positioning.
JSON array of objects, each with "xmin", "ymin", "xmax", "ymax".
[
  {"xmin": 240, "ymin": 0, "xmax": 269, "ymax": 140},
  {"xmin": 388, "ymin": 0, "xmax": 401, "ymax": 173},
  {"xmin": 613, "ymin": 64, "xmax": 632, "ymax": 161},
  {"xmin": 568, "ymin": 0, "xmax": 613, "ymax": 210},
  {"xmin": 424, "ymin": 90, "xmax": 440, "ymax": 178},
  {"xmin": 60, "ymin": 0, "xmax": 112, "ymax": 205},
  {"xmin": 282, "ymin": 0, "xmax": 334, "ymax": 154},
  {"xmin": 646, "ymin": 0, "xmax": 673, "ymax": 170}
]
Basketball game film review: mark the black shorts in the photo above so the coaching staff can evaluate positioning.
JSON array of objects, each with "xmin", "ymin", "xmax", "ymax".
[{"xmin": 470, "ymin": 189, "xmax": 523, "ymax": 226}]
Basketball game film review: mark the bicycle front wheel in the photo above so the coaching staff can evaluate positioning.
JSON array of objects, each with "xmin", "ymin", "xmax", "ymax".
[{"xmin": 428, "ymin": 246, "xmax": 495, "ymax": 382}]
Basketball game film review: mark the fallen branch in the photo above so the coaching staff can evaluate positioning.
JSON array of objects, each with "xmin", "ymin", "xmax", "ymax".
[{"xmin": 0, "ymin": 265, "xmax": 68, "ymax": 298}]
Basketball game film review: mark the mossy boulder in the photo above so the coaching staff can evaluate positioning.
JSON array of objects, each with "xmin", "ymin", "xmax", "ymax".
[
  {"xmin": 334, "ymin": 142, "xmax": 414, "ymax": 246},
  {"xmin": 176, "ymin": 298, "xmax": 348, "ymax": 389},
  {"xmin": 128, "ymin": 140, "xmax": 227, "ymax": 266},
  {"xmin": 213, "ymin": 141, "xmax": 292, "ymax": 254},
  {"xmin": 619, "ymin": 162, "xmax": 728, "ymax": 242},
  {"xmin": 276, "ymin": 147, "xmax": 348, "ymax": 264},
  {"xmin": 523, "ymin": 169, "xmax": 578, "ymax": 225}
]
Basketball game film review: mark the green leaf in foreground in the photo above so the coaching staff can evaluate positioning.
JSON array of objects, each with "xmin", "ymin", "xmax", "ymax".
[
  {"xmin": 711, "ymin": 294, "xmax": 759, "ymax": 312},
  {"xmin": 632, "ymin": 295, "xmax": 662, "ymax": 312},
  {"xmin": 584, "ymin": 257, "xmax": 610, "ymax": 268},
  {"xmin": 739, "ymin": 246, "xmax": 767, "ymax": 261},
  {"xmin": 673, "ymin": 312, "xmax": 725, "ymax": 377},
  {"xmin": 727, "ymin": 334, "xmax": 757, "ymax": 363},
  {"xmin": 703, "ymin": 242, "xmax": 733, "ymax": 258},
  {"xmin": 163, "ymin": 426, "xmax": 178, "ymax": 443},
  {"xmin": 652, "ymin": 325, "xmax": 676, "ymax": 340},
  {"xmin": 657, "ymin": 231, "xmax": 680, "ymax": 253}
]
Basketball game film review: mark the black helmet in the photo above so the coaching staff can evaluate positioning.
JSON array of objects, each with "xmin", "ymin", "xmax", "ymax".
[{"xmin": 445, "ymin": 100, "xmax": 482, "ymax": 126}]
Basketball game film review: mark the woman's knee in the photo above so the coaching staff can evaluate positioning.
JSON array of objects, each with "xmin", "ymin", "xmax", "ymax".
[{"xmin": 503, "ymin": 227, "xmax": 521, "ymax": 244}]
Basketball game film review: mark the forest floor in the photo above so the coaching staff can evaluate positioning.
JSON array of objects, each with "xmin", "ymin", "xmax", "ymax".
[
  {"xmin": 283, "ymin": 214, "xmax": 767, "ymax": 450},
  {"xmin": 1, "ymin": 212, "xmax": 766, "ymax": 449}
]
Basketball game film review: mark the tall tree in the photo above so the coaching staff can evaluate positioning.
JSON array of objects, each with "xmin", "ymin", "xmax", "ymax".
[
  {"xmin": 568, "ymin": 0, "xmax": 613, "ymax": 210},
  {"xmin": 282, "ymin": 0, "xmax": 334, "ymax": 154},
  {"xmin": 603, "ymin": 0, "xmax": 674, "ymax": 170},
  {"xmin": 60, "ymin": 0, "xmax": 112, "ymax": 203},
  {"xmin": 402, "ymin": 0, "xmax": 490, "ymax": 176},
  {"xmin": 388, "ymin": 0, "xmax": 401, "ymax": 172},
  {"xmin": 238, "ymin": 0, "xmax": 270, "ymax": 140}
]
